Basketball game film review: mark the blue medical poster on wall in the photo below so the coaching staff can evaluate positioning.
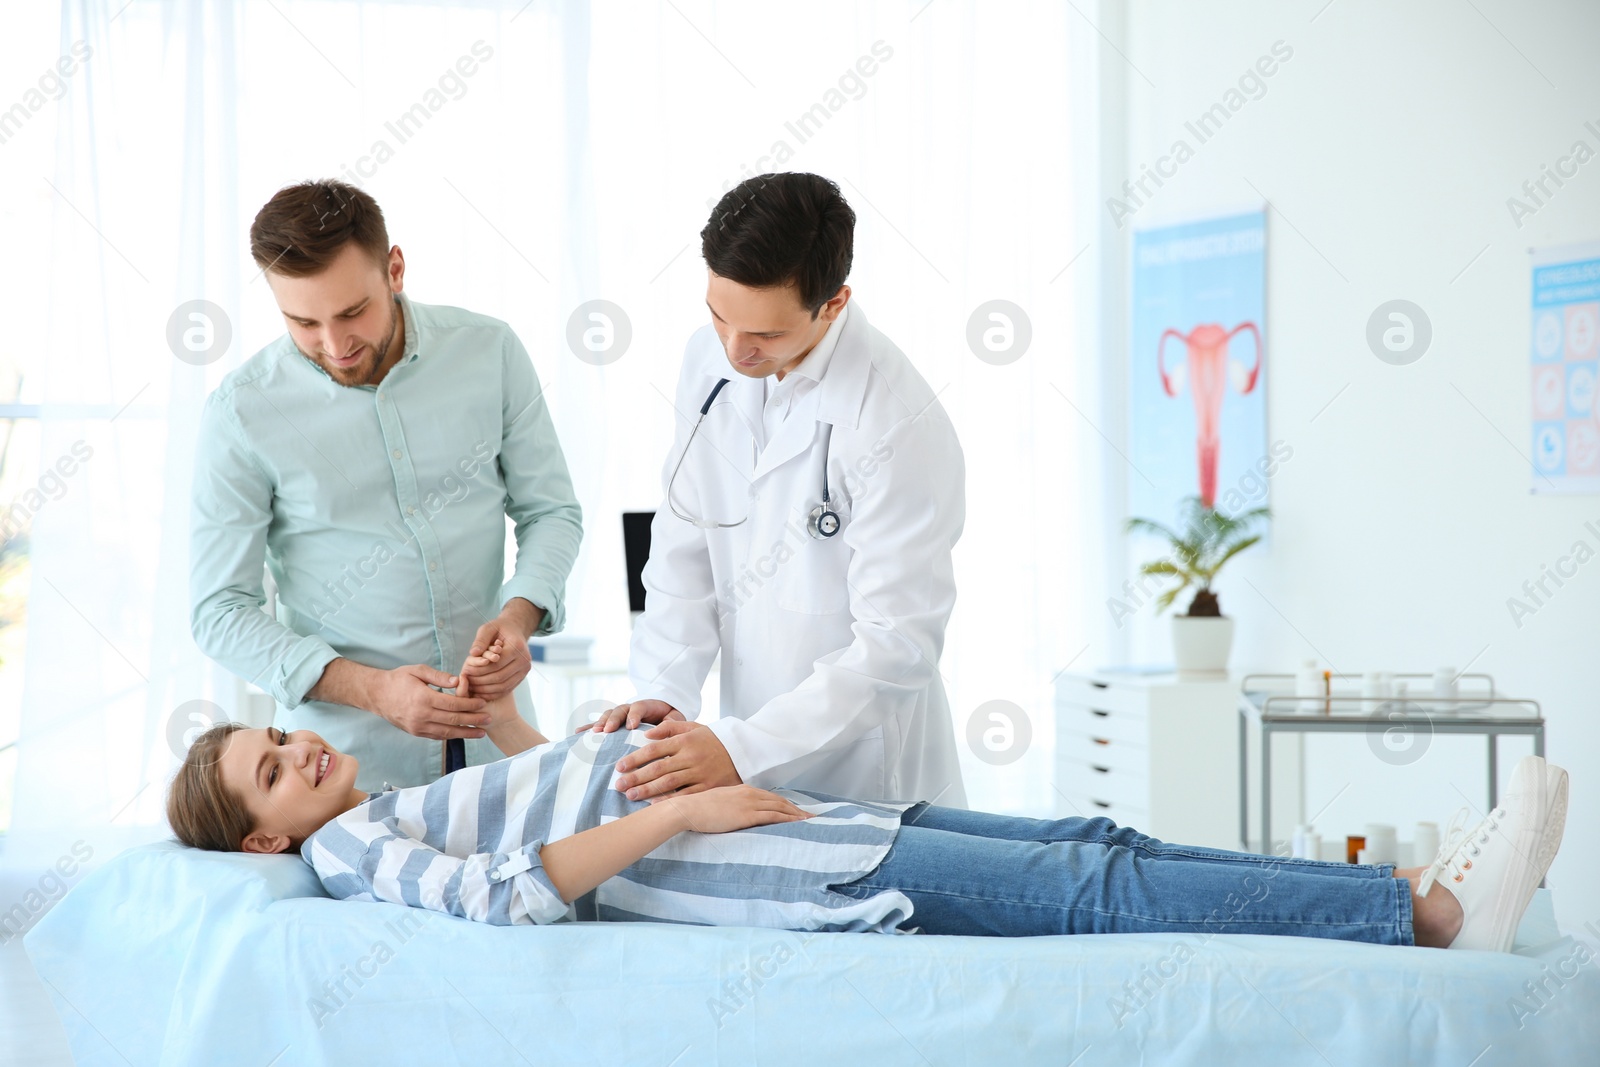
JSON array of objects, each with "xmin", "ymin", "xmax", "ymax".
[
  {"xmin": 1128, "ymin": 209, "xmax": 1269, "ymax": 531},
  {"xmin": 1529, "ymin": 240, "xmax": 1600, "ymax": 494}
]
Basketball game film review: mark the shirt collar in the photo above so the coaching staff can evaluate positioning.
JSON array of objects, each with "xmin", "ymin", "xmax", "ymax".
[{"xmin": 394, "ymin": 291, "xmax": 421, "ymax": 365}]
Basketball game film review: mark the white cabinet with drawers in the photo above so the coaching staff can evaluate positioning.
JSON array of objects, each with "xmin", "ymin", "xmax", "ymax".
[{"xmin": 1054, "ymin": 670, "xmax": 1298, "ymax": 852}]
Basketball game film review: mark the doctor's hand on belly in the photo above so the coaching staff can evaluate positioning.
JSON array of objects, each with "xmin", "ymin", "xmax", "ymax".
[
  {"xmin": 577, "ymin": 699, "xmax": 686, "ymax": 735},
  {"xmin": 612, "ymin": 720, "xmax": 742, "ymax": 801}
]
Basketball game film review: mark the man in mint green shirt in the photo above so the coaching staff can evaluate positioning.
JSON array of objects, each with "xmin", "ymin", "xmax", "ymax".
[{"xmin": 190, "ymin": 180, "xmax": 582, "ymax": 790}]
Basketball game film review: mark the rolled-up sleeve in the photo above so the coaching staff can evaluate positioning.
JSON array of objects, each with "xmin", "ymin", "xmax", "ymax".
[
  {"xmin": 497, "ymin": 334, "xmax": 583, "ymax": 635},
  {"xmin": 188, "ymin": 392, "xmax": 339, "ymax": 707},
  {"xmin": 355, "ymin": 822, "xmax": 569, "ymax": 926}
]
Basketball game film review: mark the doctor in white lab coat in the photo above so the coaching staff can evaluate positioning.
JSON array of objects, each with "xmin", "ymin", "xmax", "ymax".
[{"xmin": 590, "ymin": 173, "xmax": 968, "ymax": 807}]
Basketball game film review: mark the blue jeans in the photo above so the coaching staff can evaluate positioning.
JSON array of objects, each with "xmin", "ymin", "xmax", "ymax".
[{"xmin": 831, "ymin": 806, "xmax": 1414, "ymax": 945}]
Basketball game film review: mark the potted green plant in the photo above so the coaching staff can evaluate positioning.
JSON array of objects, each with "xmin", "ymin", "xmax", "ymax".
[{"xmin": 1125, "ymin": 496, "xmax": 1269, "ymax": 672}]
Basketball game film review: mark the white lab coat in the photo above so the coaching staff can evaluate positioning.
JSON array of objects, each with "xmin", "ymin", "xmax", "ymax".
[{"xmin": 629, "ymin": 302, "xmax": 967, "ymax": 806}]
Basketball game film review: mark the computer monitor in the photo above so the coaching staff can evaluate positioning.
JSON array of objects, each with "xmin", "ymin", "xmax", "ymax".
[{"xmin": 622, "ymin": 511, "xmax": 653, "ymax": 616}]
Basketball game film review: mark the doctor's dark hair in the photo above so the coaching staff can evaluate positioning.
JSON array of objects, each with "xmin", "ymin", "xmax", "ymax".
[
  {"xmin": 700, "ymin": 173, "xmax": 855, "ymax": 317},
  {"xmin": 166, "ymin": 721, "xmax": 262, "ymax": 854},
  {"xmin": 250, "ymin": 179, "xmax": 391, "ymax": 278}
]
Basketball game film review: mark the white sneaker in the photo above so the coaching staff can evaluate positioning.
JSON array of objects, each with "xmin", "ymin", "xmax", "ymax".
[{"xmin": 1417, "ymin": 755, "xmax": 1568, "ymax": 952}]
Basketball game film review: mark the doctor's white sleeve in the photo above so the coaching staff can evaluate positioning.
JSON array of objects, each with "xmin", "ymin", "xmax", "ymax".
[
  {"xmin": 307, "ymin": 817, "xmax": 570, "ymax": 926},
  {"xmin": 627, "ymin": 357, "xmax": 723, "ymax": 716},
  {"xmin": 706, "ymin": 406, "xmax": 965, "ymax": 789}
]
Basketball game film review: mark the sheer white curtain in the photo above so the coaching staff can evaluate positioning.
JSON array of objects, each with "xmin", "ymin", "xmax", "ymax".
[{"xmin": 4, "ymin": 0, "xmax": 1098, "ymax": 873}]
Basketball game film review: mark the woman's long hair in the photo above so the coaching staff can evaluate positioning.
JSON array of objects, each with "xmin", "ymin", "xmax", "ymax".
[{"xmin": 166, "ymin": 721, "xmax": 257, "ymax": 853}]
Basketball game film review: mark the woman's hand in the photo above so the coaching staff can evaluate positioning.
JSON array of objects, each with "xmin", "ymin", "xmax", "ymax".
[
  {"xmin": 577, "ymin": 698, "xmax": 685, "ymax": 734},
  {"xmin": 461, "ymin": 601, "xmax": 540, "ymax": 700},
  {"xmin": 464, "ymin": 640, "xmax": 548, "ymax": 756},
  {"xmin": 463, "ymin": 641, "xmax": 519, "ymax": 732},
  {"xmin": 459, "ymin": 640, "xmax": 510, "ymax": 713},
  {"xmin": 652, "ymin": 784, "xmax": 814, "ymax": 834},
  {"xmin": 459, "ymin": 632, "xmax": 529, "ymax": 701}
]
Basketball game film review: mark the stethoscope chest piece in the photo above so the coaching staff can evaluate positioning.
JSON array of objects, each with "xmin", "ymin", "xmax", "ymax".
[
  {"xmin": 672, "ymin": 377, "xmax": 848, "ymax": 541},
  {"xmin": 807, "ymin": 502, "xmax": 842, "ymax": 539}
]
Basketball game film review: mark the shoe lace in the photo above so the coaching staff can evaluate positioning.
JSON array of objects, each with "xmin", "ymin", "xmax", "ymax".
[{"xmin": 1417, "ymin": 805, "xmax": 1502, "ymax": 896}]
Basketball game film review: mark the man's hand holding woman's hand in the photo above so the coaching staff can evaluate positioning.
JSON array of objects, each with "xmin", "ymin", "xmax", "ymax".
[
  {"xmin": 460, "ymin": 598, "xmax": 542, "ymax": 700},
  {"xmin": 462, "ymin": 640, "xmax": 548, "ymax": 756},
  {"xmin": 459, "ymin": 639, "xmax": 517, "ymax": 724},
  {"xmin": 370, "ymin": 663, "xmax": 490, "ymax": 741}
]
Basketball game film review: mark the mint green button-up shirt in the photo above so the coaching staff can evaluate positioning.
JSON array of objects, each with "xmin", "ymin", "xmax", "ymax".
[{"xmin": 189, "ymin": 293, "xmax": 582, "ymax": 790}]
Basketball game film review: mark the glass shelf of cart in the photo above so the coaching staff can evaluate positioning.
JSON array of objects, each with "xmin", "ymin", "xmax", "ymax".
[{"xmin": 1238, "ymin": 672, "xmax": 1541, "ymax": 725}]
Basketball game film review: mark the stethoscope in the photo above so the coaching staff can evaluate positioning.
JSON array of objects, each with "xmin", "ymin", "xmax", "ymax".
[{"xmin": 667, "ymin": 377, "xmax": 843, "ymax": 540}]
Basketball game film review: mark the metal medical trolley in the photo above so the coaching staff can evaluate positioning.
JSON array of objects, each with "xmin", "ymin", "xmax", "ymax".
[{"xmin": 1237, "ymin": 672, "xmax": 1544, "ymax": 854}]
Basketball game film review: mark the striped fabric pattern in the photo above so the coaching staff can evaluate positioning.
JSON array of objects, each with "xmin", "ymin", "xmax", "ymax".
[{"xmin": 301, "ymin": 728, "xmax": 917, "ymax": 932}]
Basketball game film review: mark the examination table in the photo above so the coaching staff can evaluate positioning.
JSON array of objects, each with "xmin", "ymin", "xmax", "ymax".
[{"xmin": 24, "ymin": 839, "xmax": 1600, "ymax": 1065}]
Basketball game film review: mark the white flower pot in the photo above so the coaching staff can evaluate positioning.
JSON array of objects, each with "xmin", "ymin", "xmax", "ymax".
[{"xmin": 1171, "ymin": 615, "xmax": 1234, "ymax": 674}]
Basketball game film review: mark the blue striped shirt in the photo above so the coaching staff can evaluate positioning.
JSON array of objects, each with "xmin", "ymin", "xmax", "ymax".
[{"xmin": 301, "ymin": 729, "xmax": 917, "ymax": 932}]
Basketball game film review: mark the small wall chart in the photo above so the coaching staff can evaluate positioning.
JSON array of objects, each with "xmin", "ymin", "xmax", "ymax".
[{"xmin": 1531, "ymin": 240, "xmax": 1600, "ymax": 493}]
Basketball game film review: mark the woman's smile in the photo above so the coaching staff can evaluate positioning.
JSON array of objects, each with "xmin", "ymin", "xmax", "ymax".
[{"xmin": 216, "ymin": 727, "xmax": 368, "ymax": 854}]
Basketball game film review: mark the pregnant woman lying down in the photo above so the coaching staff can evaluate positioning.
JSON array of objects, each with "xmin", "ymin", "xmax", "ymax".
[{"xmin": 166, "ymin": 642, "xmax": 1567, "ymax": 952}]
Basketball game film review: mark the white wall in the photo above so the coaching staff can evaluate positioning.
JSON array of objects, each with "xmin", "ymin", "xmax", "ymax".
[{"xmin": 1105, "ymin": 0, "xmax": 1600, "ymax": 931}]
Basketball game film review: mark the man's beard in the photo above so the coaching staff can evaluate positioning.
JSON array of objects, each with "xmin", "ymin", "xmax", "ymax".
[
  {"xmin": 304, "ymin": 297, "xmax": 399, "ymax": 386},
  {"xmin": 362, "ymin": 299, "xmax": 401, "ymax": 384}
]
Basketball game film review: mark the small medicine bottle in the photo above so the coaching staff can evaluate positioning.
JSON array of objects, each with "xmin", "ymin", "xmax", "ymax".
[{"xmin": 1345, "ymin": 834, "xmax": 1366, "ymax": 864}]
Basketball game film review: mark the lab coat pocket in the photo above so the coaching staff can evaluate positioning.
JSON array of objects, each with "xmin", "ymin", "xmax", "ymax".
[
  {"xmin": 775, "ymin": 528, "xmax": 852, "ymax": 615},
  {"xmin": 830, "ymin": 728, "xmax": 887, "ymax": 799}
]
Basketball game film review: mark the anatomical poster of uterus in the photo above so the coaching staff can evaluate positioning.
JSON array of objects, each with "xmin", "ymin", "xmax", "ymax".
[
  {"xmin": 1128, "ymin": 208, "xmax": 1268, "ymax": 531},
  {"xmin": 1529, "ymin": 240, "xmax": 1600, "ymax": 494}
]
